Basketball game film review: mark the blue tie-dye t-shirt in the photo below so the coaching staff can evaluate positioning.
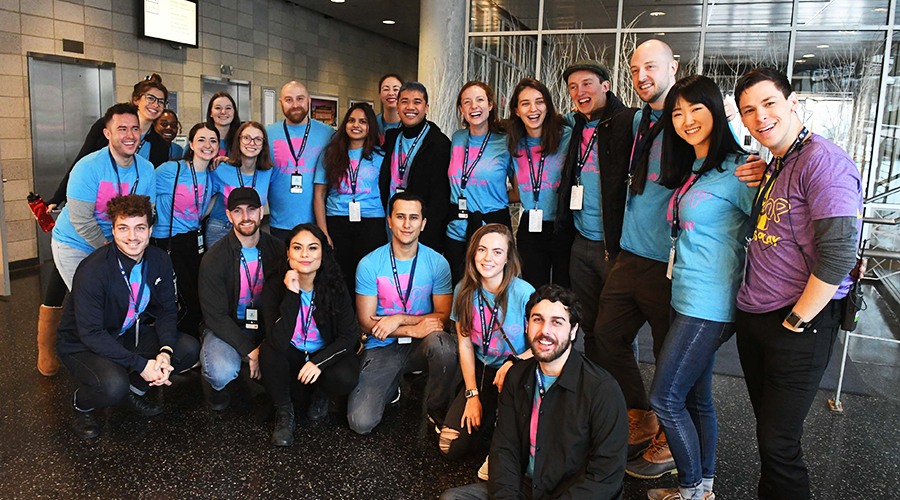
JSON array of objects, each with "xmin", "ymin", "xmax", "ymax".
[
  {"xmin": 291, "ymin": 288, "xmax": 325, "ymax": 353},
  {"xmin": 153, "ymin": 160, "xmax": 212, "ymax": 237},
  {"xmin": 120, "ymin": 261, "xmax": 151, "ymax": 335},
  {"xmin": 315, "ymin": 147, "xmax": 386, "ymax": 218}
]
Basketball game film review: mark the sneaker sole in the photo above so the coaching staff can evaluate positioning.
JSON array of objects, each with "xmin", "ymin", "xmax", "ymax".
[{"xmin": 625, "ymin": 466, "xmax": 678, "ymax": 480}]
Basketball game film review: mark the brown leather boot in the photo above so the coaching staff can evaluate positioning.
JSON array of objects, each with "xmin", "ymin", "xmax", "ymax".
[
  {"xmin": 626, "ymin": 429, "xmax": 677, "ymax": 479},
  {"xmin": 627, "ymin": 408, "xmax": 659, "ymax": 459},
  {"xmin": 37, "ymin": 305, "xmax": 63, "ymax": 376}
]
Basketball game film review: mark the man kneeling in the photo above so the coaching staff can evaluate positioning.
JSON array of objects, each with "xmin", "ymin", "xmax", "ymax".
[
  {"xmin": 57, "ymin": 194, "xmax": 200, "ymax": 439},
  {"xmin": 441, "ymin": 285, "xmax": 627, "ymax": 499}
]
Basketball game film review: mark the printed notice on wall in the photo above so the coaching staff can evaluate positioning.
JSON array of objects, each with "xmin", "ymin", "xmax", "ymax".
[{"xmin": 143, "ymin": 0, "xmax": 197, "ymax": 46}]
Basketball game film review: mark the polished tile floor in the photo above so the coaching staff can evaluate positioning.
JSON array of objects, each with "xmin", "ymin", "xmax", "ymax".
[{"xmin": 2, "ymin": 266, "xmax": 899, "ymax": 499}]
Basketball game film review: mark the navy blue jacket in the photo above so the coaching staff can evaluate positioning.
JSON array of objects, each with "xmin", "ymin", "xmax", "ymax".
[{"xmin": 56, "ymin": 244, "xmax": 178, "ymax": 371}]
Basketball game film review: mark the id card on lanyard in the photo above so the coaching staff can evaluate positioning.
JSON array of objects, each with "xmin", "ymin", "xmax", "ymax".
[
  {"xmin": 390, "ymin": 245, "xmax": 418, "ymax": 344},
  {"xmin": 571, "ymin": 126, "xmax": 598, "ymax": 211},
  {"xmin": 667, "ymin": 173, "xmax": 703, "ymax": 280},
  {"xmin": 298, "ymin": 290, "xmax": 316, "ymax": 360},
  {"xmin": 459, "ymin": 131, "xmax": 492, "ymax": 219},
  {"xmin": 240, "ymin": 251, "xmax": 262, "ymax": 329},
  {"xmin": 524, "ymin": 141, "xmax": 545, "ymax": 232},
  {"xmin": 395, "ymin": 124, "xmax": 429, "ymax": 193},
  {"xmin": 189, "ymin": 161, "xmax": 209, "ymax": 254},
  {"xmin": 348, "ymin": 161, "xmax": 362, "ymax": 222},
  {"xmin": 284, "ymin": 121, "xmax": 311, "ymax": 194}
]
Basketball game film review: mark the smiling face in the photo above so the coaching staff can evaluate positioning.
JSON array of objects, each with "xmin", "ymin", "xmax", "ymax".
[
  {"xmin": 239, "ymin": 125, "xmax": 264, "ymax": 159},
  {"xmin": 135, "ymin": 88, "xmax": 165, "ymax": 122},
  {"xmin": 346, "ymin": 108, "xmax": 369, "ymax": 143},
  {"xmin": 398, "ymin": 90, "xmax": 428, "ymax": 128},
  {"xmin": 211, "ymin": 96, "xmax": 235, "ymax": 128},
  {"xmin": 113, "ymin": 214, "xmax": 151, "ymax": 261},
  {"xmin": 527, "ymin": 299, "xmax": 577, "ymax": 363},
  {"xmin": 630, "ymin": 41, "xmax": 678, "ymax": 107},
  {"xmin": 380, "ymin": 76, "xmax": 402, "ymax": 110},
  {"xmin": 288, "ymin": 230, "xmax": 323, "ymax": 275},
  {"xmin": 280, "ymin": 82, "xmax": 309, "ymax": 125},
  {"xmin": 672, "ymin": 96, "xmax": 714, "ymax": 157},
  {"xmin": 388, "ymin": 199, "xmax": 426, "ymax": 246},
  {"xmin": 459, "ymin": 85, "xmax": 493, "ymax": 131},
  {"xmin": 474, "ymin": 232, "xmax": 508, "ymax": 282},
  {"xmin": 154, "ymin": 111, "xmax": 178, "ymax": 142},
  {"xmin": 104, "ymin": 112, "xmax": 141, "ymax": 158},
  {"xmin": 515, "ymin": 86, "xmax": 548, "ymax": 136},
  {"xmin": 190, "ymin": 126, "xmax": 219, "ymax": 162},
  {"xmin": 566, "ymin": 70, "xmax": 609, "ymax": 116},
  {"xmin": 739, "ymin": 80, "xmax": 800, "ymax": 157},
  {"xmin": 227, "ymin": 204, "xmax": 262, "ymax": 237}
]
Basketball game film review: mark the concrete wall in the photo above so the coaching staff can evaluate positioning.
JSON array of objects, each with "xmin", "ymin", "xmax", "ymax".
[{"xmin": 0, "ymin": 0, "xmax": 418, "ymax": 263}]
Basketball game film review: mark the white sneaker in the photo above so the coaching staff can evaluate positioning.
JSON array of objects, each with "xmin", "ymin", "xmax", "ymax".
[
  {"xmin": 647, "ymin": 488, "xmax": 715, "ymax": 500},
  {"xmin": 390, "ymin": 387, "xmax": 401, "ymax": 405},
  {"xmin": 477, "ymin": 456, "xmax": 489, "ymax": 481}
]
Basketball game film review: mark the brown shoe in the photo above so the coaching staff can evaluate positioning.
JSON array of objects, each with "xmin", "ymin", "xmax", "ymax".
[
  {"xmin": 37, "ymin": 305, "xmax": 63, "ymax": 376},
  {"xmin": 628, "ymin": 409, "xmax": 659, "ymax": 459},
  {"xmin": 626, "ymin": 430, "xmax": 677, "ymax": 479}
]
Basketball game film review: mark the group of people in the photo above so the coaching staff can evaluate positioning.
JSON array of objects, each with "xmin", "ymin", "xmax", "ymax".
[{"xmin": 32, "ymin": 37, "xmax": 863, "ymax": 500}]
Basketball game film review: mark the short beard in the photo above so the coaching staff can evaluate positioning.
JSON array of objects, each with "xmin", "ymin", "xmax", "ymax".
[
  {"xmin": 235, "ymin": 220, "xmax": 259, "ymax": 237},
  {"xmin": 530, "ymin": 334, "xmax": 572, "ymax": 363},
  {"xmin": 286, "ymin": 108, "xmax": 308, "ymax": 125}
]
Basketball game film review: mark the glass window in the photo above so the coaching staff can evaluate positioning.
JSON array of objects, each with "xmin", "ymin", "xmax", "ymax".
[
  {"xmin": 797, "ymin": 0, "xmax": 889, "ymax": 26},
  {"xmin": 706, "ymin": 0, "xmax": 794, "ymax": 26},
  {"xmin": 542, "ymin": 0, "xmax": 618, "ymax": 30},
  {"xmin": 622, "ymin": 0, "xmax": 702, "ymax": 28},
  {"xmin": 614, "ymin": 33, "xmax": 701, "ymax": 107},
  {"xmin": 870, "ymin": 39, "xmax": 900, "ymax": 202},
  {"xmin": 541, "ymin": 34, "xmax": 618, "ymax": 112},
  {"xmin": 469, "ymin": 0, "xmax": 539, "ymax": 32},
  {"xmin": 704, "ymin": 32, "xmax": 791, "ymax": 93},
  {"xmin": 467, "ymin": 35, "xmax": 538, "ymax": 117}
]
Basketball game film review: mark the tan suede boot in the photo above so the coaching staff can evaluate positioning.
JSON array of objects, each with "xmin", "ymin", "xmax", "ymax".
[
  {"xmin": 37, "ymin": 305, "xmax": 63, "ymax": 376},
  {"xmin": 628, "ymin": 408, "xmax": 659, "ymax": 458}
]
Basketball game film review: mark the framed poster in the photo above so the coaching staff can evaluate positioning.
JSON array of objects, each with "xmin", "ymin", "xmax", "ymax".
[{"xmin": 310, "ymin": 94, "xmax": 339, "ymax": 128}]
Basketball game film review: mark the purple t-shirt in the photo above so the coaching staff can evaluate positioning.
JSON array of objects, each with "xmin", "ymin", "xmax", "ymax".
[{"xmin": 737, "ymin": 134, "xmax": 862, "ymax": 314}]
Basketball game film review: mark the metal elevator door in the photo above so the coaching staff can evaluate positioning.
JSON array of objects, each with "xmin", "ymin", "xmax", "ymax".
[
  {"xmin": 28, "ymin": 54, "xmax": 116, "ymax": 263},
  {"xmin": 201, "ymin": 76, "xmax": 251, "ymax": 122}
]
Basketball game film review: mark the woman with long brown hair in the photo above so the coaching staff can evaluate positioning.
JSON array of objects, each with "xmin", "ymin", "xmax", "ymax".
[
  {"xmin": 313, "ymin": 102, "xmax": 386, "ymax": 294},
  {"xmin": 439, "ymin": 224, "xmax": 534, "ymax": 469},
  {"xmin": 206, "ymin": 91, "xmax": 241, "ymax": 157}
]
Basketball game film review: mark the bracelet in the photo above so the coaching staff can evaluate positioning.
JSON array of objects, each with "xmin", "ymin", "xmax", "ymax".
[{"xmin": 158, "ymin": 346, "xmax": 174, "ymax": 358}]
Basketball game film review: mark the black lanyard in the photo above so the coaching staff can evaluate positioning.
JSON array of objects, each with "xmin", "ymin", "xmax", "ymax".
[
  {"xmin": 188, "ymin": 161, "xmax": 209, "ymax": 218},
  {"xmin": 298, "ymin": 289, "xmax": 316, "ymax": 351},
  {"xmin": 671, "ymin": 172, "xmax": 705, "ymax": 240},
  {"xmin": 109, "ymin": 150, "xmax": 139, "ymax": 196},
  {"xmin": 575, "ymin": 125, "xmax": 599, "ymax": 185},
  {"xmin": 137, "ymin": 135, "xmax": 148, "ymax": 157},
  {"xmin": 283, "ymin": 120, "xmax": 311, "ymax": 172},
  {"xmin": 535, "ymin": 367, "xmax": 548, "ymax": 398},
  {"xmin": 237, "ymin": 167, "xmax": 258, "ymax": 189},
  {"xmin": 523, "ymin": 140, "xmax": 546, "ymax": 205},
  {"xmin": 117, "ymin": 257, "xmax": 147, "ymax": 338},
  {"xmin": 460, "ymin": 131, "xmax": 492, "ymax": 191},
  {"xmin": 395, "ymin": 124, "xmax": 429, "ymax": 186},
  {"xmin": 389, "ymin": 244, "xmax": 419, "ymax": 313},
  {"xmin": 476, "ymin": 289, "xmax": 500, "ymax": 359},
  {"xmin": 628, "ymin": 105, "xmax": 659, "ymax": 184},
  {"xmin": 749, "ymin": 128, "xmax": 811, "ymax": 231},
  {"xmin": 239, "ymin": 251, "xmax": 262, "ymax": 308}
]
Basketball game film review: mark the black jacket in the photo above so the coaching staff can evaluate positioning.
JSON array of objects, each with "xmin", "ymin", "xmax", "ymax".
[
  {"xmin": 261, "ymin": 271, "xmax": 359, "ymax": 369},
  {"xmin": 56, "ymin": 244, "xmax": 178, "ymax": 371},
  {"xmin": 49, "ymin": 118, "xmax": 170, "ymax": 206},
  {"xmin": 489, "ymin": 352, "xmax": 628, "ymax": 500},
  {"xmin": 198, "ymin": 230, "xmax": 285, "ymax": 357},
  {"xmin": 556, "ymin": 91, "xmax": 638, "ymax": 261},
  {"xmin": 378, "ymin": 120, "xmax": 451, "ymax": 253}
]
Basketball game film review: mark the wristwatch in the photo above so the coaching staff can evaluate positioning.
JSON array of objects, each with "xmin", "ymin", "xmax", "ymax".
[
  {"xmin": 465, "ymin": 388, "xmax": 479, "ymax": 399},
  {"xmin": 784, "ymin": 311, "xmax": 810, "ymax": 330}
]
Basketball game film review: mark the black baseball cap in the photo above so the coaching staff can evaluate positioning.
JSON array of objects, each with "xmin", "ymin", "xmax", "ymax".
[
  {"xmin": 227, "ymin": 187, "xmax": 261, "ymax": 210},
  {"xmin": 563, "ymin": 60, "xmax": 611, "ymax": 83}
]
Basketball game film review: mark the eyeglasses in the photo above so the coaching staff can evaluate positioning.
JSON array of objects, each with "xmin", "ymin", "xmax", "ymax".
[
  {"xmin": 241, "ymin": 135, "xmax": 264, "ymax": 146},
  {"xmin": 142, "ymin": 94, "xmax": 167, "ymax": 107}
]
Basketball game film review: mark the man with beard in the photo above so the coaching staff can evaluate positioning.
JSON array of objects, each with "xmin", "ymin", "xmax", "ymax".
[
  {"xmin": 198, "ymin": 188, "xmax": 285, "ymax": 410},
  {"xmin": 378, "ymin": 81, "xmax": 451, "ymax": 252},
  {"xmin": 56, "ymin": 194, "xmax": 200, "ymax": 439},
  {"xmin": 440, "ymin": 285, "xmax": 627, "ymax": 500},
  {"xmin": 266, "ymin": 81, "xmax": 335, "ymax": 241}
]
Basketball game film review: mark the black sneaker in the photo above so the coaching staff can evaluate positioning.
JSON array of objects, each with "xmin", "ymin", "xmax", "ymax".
[
  {"xmin": 271, "ymin": 404, "xmax": 295, "ymax": 447},
  {"xmin": 202, "ymin": 379, "xmax": 230, "ymax": 411},
  {"xmin": 72, "ymin": 407, "xmax": 100, "ymax": 439},
  {"xmin": 119, "ymin": 392, "xmax": 162, "ymax": 417},
  {"xmin": 307, "ymin": 392, "xmax": 329, "ymax": 421}
]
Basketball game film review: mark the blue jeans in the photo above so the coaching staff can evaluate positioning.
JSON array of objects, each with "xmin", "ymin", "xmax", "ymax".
[
  {"xmin": 200, "ymin": 327, "xmax": 251, "ymax": 391},
  {"xmin": 649, "ymin": 311, "xmax": 734, "ymax": 489},
  {"xmin": 347, "ymin": 331, "xmax": 458, "ymax": 435},
  {"xmin": 205, "ymin": 217, "xmax": 232, "ymax": 249},
  {"xmin": 439, "ymin": 483, "xmax": 488, "ymax": 500}
]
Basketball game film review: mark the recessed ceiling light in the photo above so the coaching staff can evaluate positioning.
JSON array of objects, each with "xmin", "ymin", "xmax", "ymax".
[
  {"xmin": 330, "ymin": 0, "xmax": 345, "ymax": 3},
  {"xmin": 803, "ymin": 53, "xmax": 815, "ymax": 58},
  {"xmin": 674, "ymin": 54, "xmax": 681, "ymax": 58},
  {"xmin": 796, "ymin": 59, "xmax": 806, "ymax": 63},
  {"xmin": 382, "ymin": 19, "xmax": 396, "ymax": 25},
  {"xmin": 817, "ymin": 44, "xmax": 830, "ymax": 48},
  {"xmin": 874, "ymin": 7, "xmax": 887, "ymax": 12},
  {"xmin": 650, "ymin": 11, "xmax": 665, "ymax": 16},
  {"xmin": 656, "ymin": 32, "xmax": 666, "ymax": 36}
]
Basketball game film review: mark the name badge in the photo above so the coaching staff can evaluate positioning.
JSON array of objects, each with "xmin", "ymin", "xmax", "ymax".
[
  {"xmin": 398, "ymin": 337, "xmax": 412, "ymax": 344},
  {"xmin": 245, "ymin": 308, "xmax": 259, "ymax": 329},
  {"xmin": 458, "ymin": 196, "xmax": 468, "ymax": 219},
  {"xmin": 666, "ymin": 246, "xmax": 675, "ymax": 280},
  {"xmin": 528, "ymin": 209, "xmax": 543, "ymax": 233},
  {"xmin": 197, "ymin": 233, "xmax": 205, "ymax": 254},
  {"xmin": 291, "ymin": 173, "xmax": 303, "ymax": 194},
  {"xmin": 570, "ymin": 185, "xmax": 584, "ymax": 210},
  {"xmin": 349, "ymin": 201, "xmax": 361, "ymax": 222}
]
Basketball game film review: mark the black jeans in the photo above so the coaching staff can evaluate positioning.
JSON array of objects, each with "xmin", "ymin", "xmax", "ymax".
[
  {"xmin": 441, "ymin": 360, "xmax": 499, "ymax": 461},
  {"xmin": 568, "ymin": 233, "xmax": 612, "ymax": 343},
  {"xmin": 515, "ymin": 212, "xmax": 574, "ymax": 289},
  {"xmin": 592, "ymin": 250, "xmax": 671, "ymax": 410},
  {"xmin": 736, "ymin": 300, "xmax": 841, "ymax": 500},
  {"xmin": 153, "ymin": 231, "xmax": 204, "ymax": 338},
  {"xmin": 327, "ymin": 216, "xmax": 386, "ymax": 296},
  {"xmin": 42, "ymin": 263, "xmax": 68, "ymax": 306},
  {"xmin": 258, "ymin": 339, "xmax": 360, "ymax": 407},
  {"xmin": 60, "ymin": 325, "xmax": 200, "ymax": 410}
]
